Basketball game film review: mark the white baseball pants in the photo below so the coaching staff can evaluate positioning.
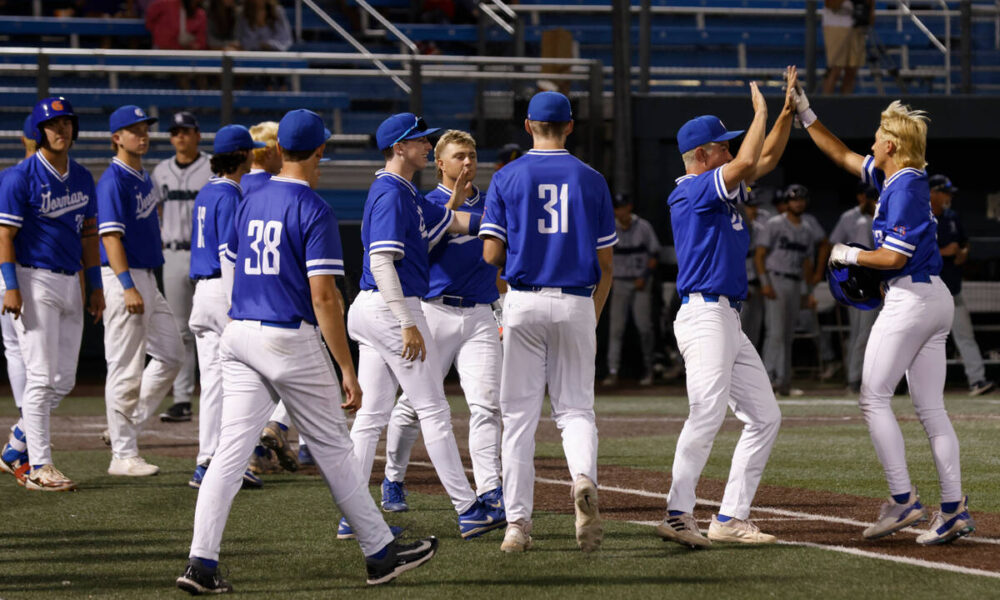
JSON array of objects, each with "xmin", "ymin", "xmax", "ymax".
[
  {"xmin": 606, "ymin": 281, "xmax": 655, "ymax": 375},
  {"xmin": 190, "ymin": 320, "xmax": 395, "ymax": 559},
  {"xmin": 384, "ymin": 299, "xmax": 502, "ymax": 495},
  {"xmin": 762, "ymin": 275, "xmax": 800, "ymax": 390},
  {"xmin": 348, "ymin": 290, "xmax": 477, "ymax": 514},
  {"xmin": 11, "ymin": 267, "xmax": 82, "ymax": 466},
  {"xmin": 950, "ymin": 293, "xmax": 986, "ymax": 386},
  {"xmin": 500, "ymin": 288, "xmax": 599, "ymax": 527},
  {"xmin": 163, "ymin": 248, "xmax": 197, "ymax": 405},
  {"xmin": 188, "ymin": 278, "xmax": 228, "ymax": 465},
  {"xmin": 668, "ymin": 294, "xmax": 781, "ymax": 519},
  {"xmin": 860, "ymin": 275, "xmax": 962, "ymax": 502},
  {"xmin": 1, "ymin": 309, "xmax": 25, "ymax": 408},
  {"xmin": 102, "ymin": 267, "xmax": 183, "ymax": 459}
]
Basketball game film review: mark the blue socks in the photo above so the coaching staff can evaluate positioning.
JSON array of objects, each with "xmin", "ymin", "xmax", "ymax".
[
  {"xmin": 892, "ymin": 492, "xmax": 911, "ymax": 505},
  {"xmin": 668, "ymin": 510, "xmax": 685, "ymax": 517},
  {"xmin": 368, "ymin": 546, "xmax": 389, "ymax": 560},
  {"xmin": 941, "ymin": 501, "xmax": 961, "ymax": 514},
  {"xmin": 277, "ymin": 422, "xmax": 289, "ymax": 431},
  {"xmin": 192, "ymin": 557, "xmax": 218, "ymax": 571},
  {"xmin": 716, "ymin": 514, "xmax": 733, "ymax": 523}
]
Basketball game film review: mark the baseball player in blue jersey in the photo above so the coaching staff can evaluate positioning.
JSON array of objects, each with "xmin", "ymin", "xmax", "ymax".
[
  {"xmin": 0, "ymin": 115, "xmax": 37, "ymax": 485},
  {"xmin": 656, "ymin": 70, "xmax": 796, "ymax": 549},
  {"xmin": 186, "ymin": 125, "xmax": 266, "ymax": 490},
  {"xmin": 480, "ymin": 91, "xmax": 616, "ymax": 553},
  {"xmin": 344, "ymin": 113, "xmax": 503, "ymax": 541},
  {"xmin": 178, "ymin": 109, "xmax": 438, "ymax": 593},
  {"xmin": 0, "ymin": 98, "xmax": 103, "ymax": 492},
  {"xmin": 99, "ymin": 105, "xmax": 184, "ymax": 477},
  {"xmin": 795, "ymin": 88, "xmax": 974, "ymax": 545},
  {"xmin": 380, "ymin": 129, "xmax": 504, "ymax": 513}
]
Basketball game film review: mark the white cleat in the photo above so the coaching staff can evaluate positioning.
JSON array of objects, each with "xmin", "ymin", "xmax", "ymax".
[
  {"xmin": 707, "ymin": 515, "xmax": 777, "ymax": 544},
  {"xmin": 655, "ymin": 512, "xmax": 711, "ymax": 548},
  {"xmin": 863, "ymin": 488, "xmax": 927, "ymax": 540},
  {"xmin": 572, "ymin": 475, "xmax": 602, "ymax": 553},
  {"xmin": 108, "ymin": 456, "xmax": 160, "ymax": 477},
  {"xmin": 24, "ymin": 464, "xmax": 78, "ymax": 492},
  {"xmin": 916, "ymin": 497, "xmax": 976, "ymax": 546},
  {"xmin": 500, "ymin": 523, "xmax": 533, "ymax": 553}
]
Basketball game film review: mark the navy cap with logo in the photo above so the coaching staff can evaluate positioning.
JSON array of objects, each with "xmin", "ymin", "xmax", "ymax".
[
  {"xmin": 170, "ymin": 111, "xmax": 199, "ymax": 132},
  {"xmin": 928, "ymin": 174, "xmax": 957, "ymax": 194},
  {"xmin": 278, "ymin": 109, "xmax": 332, "ymax": 152},
  {"xmin": 214, "ymin": 124, "xmax": 266, "ymax": 155},
  {"xmin": 527, "ymin": 91, "xmax": 572, "ymax": 122},
  {"xmin": 375, "ymin": 112, "xmax": 439, "ymax": 151},
  {"xmin": 677, "ymin": 115, "xmax": 744, "ymax": 154},
  {"xmin": 109, "ymin": 105, "xmax": 157, "ymax": 134}
]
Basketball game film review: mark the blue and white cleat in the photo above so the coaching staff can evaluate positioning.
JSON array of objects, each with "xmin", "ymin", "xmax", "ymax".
[
  {"xmin": 188, "ymin": 463, "xmax": 209, "ymax": 489},
  {"xmin": 338, "ymin": 518, "xmax": 404, "ymax": 541},
  {"xmin": 458, "ymin": 499, "xmax": 506, "ymax": 539},
  {"xmin": 478, "ymin": 486, "xmax": 504, "ymax": 511},
  {"xmin": 242, "ymin": 468, "xmax": 263, "ymax": 489},
  {"xmin": 916, "ymin": 496, "xmax": 976, "ymax": 545},
  {"xmin": 381, "ymin": 478, "xmax": 409, "ymax": 512},
  {"xmin": 298, "ymin": 444, "xmax": 315, "ymax": 466},
  {"xmin": 862, "ymin": 487, "xmax": 927, "ymax": 540}
]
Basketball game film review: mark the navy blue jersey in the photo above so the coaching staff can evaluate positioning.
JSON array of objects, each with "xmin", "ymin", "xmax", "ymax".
[
  {"xmin": 480, "ymin": 149, "xmax": 617, "ymax": 288},
  {"xmin": 97, "ymin": 158, "xmax": 164, "ymax": 269},
  {"xmin": 0, "ymin": 152, "xmax": 96, "ymax": 273},
  {"xmin": 424, "ymin": 184, "xmax": 499, "ymax": 303},
  {"xmin": 223, "ymin": 176, "xmax": 345, "ymax": 324},
  {"xmin": 190, "ymin": 177, "xmax": 241, "ymax": 279},
  {"xmin": 359, "ymin": 170, "xmax": 453, "ymax": 298},
  {"xmin": 669, "ymin": 165, "xmax": 750, "ymax": 299},
  {"xmin": 240, "ymin": 169, "xmax": 272, "ymax": 198},
  {"xmin": 861, "ymin": 156, "xmax": 942, "ymax": 281},
  {"xmin": 935, "ymin": 208, "xmax": 966, "ymax": 295}
]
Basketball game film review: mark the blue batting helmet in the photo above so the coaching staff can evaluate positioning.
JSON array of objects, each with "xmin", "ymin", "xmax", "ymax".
[
  {"xmin": 827, "ymin": 244, "xmax": 883, "ymax": 311},
  {"xmin": 31, "ymin": 96, "xmax": 79, "ymax": 145}
]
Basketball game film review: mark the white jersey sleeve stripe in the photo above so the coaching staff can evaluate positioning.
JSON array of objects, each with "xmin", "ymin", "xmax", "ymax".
[
  {"xmin": 307, "ymin": 268, "xmax": 346, "ymax": 277},
  {"xmin": 884, "ymin": 235, "xmax": 915, "ymax": 251},
  {"xmin": 597, "ymin": 232, "xmax": 617, "ymax": 243},
  {"xmin": 0, "ymin": 217, "xmax": 22, "ymax": 228},
  {"xmin": 426, "ymin": 210, "xmax": 454, "ymax": 249},
  {"xmin": 596, "ymin": 234, "xmax": 619, "ymax": 250},
  {"xmin": 714, "ymin": 165, "xmax": 740, "ymax": 201},
  {"xmin": 479, "ymin": 223, "xmax": 507, "ymax": 243},
  {"xmin": 370, "ymin": 240, "xmax": 404, "ymax": 250},
  {"xmin": 882, "ymin": 241, "xmax": 914, "ymax": 257},
  {"xmin": 99, "ymin": 222, "xmax": 126, "ymax": 234},
  {"xmin": 0, "ymin": 212, "xmax": 23, "ymax": 222},
  {"xmin": 306, "ymin": 258, "xmax": 345, "ymax": 267}
]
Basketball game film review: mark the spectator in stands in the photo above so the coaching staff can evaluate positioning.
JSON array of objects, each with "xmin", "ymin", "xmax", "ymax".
[
  {"xmin": 929, "ymin": 175, "xmax": 996, "ymax": 397},
  {"xmin": 145, "ymin": 0, "xmax": 208, "ymax": 50},
  {"xmin": 829, "ymin": 183, "xmax": 878, "ymax": 393},
  {"xmin": 236, "ymin": 0, "xmax": 292, "ymax": 52},
  {"xmin": 821, "ymin": 0, "xmax": 874, "ymax": 94},
  {"xmin": 206, "ymin": 0, "xmax": 240, "ymax": 50}
]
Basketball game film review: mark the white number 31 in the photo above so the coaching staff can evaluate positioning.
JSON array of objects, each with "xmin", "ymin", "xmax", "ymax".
[{"xmin": 538, "ymin": 183, "xmax": 569, "ymax": 234}]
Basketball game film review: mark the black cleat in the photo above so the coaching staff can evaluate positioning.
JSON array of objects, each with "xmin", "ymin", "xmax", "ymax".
[
  {"xmin": 365, "ymin": 537, "xmax": 438, "ymax": 585},
  {"xmin": 161, "ymin": 402, "xmax": 193, "ymax": 423},
  {"xmin": 176, "ymin": 561, "xmax": 232, "ymax": 595}
]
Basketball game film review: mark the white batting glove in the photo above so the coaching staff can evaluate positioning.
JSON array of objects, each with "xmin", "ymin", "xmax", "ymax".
[
  {"xmin": 829, "ymin": 243, "xmax": 861, "ymax": 267},
  {"xmin": 793, "ymin": 82, "xmax": 817, "ymax": 128}
]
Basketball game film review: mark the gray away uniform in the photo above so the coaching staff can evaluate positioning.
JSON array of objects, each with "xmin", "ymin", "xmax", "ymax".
[
  {"xmin": 829, "ymin": 205, "xmax": 877, "ymax": 387},
  {"xmin": 607, "ymin": 214, "xmax": 661, "ymax": 377}
]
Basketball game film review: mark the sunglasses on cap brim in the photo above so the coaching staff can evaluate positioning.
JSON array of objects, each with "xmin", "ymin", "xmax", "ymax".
[{"xmin": 392, "ymin": 116, "xmax": 428, "ymax": 146}]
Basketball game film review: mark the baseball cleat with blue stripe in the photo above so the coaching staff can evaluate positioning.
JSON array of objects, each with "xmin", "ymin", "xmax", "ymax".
[
  {"xmin": 458, "ymin": 499, "xmax": 506, "ymax": 539},
  {"xmin": 381, "ymin": 478, "xmax": 409, "ymax": 512},
  {"xmin": 188, "ymin": 463, "xmax": 209, "ymax": 489},
  {"xmin": 916, "ymin": 497, "xmax": 975, "ymax": 545},
  {"xmin": 862, "ymin": 488, "xmax": 927, "ymax": 540},
  {"xmin": 241, "ymin": 469, "xmax": 263, "ymax": 489},
  {"xmin": 478, "ymin": 486, "xmax": 504, "ymax": 511}
]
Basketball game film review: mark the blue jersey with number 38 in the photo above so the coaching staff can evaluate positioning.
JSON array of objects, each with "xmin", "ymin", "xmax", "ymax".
[
  {"xmin": 223, "ymin": 176, "xmax": 345, "ymax": 325},
  {"xmin": 480, "ymin": 149, "xmax": 617, "ymax": 288},
  {"xmin": 669, "ymin": 165, "xmax": 750, "ymax": 300}
]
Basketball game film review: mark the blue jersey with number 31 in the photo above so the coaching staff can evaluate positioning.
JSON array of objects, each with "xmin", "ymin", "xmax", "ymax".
[
  {"xmin": 669, "ymin": 165, "xmax": 750, "ymax": 300},
  {"xmin": 480, "ymin": 149, "xmax": 617, "ymax": 288},
  {"xmin": 223, "ymin": 176, "xmax": 345, "ymax": 325}
]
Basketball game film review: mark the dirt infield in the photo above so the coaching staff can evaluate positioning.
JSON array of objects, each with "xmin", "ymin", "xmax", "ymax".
[{"xmin": 47, "ymin": 408, "xmax": 1000, "ymax": 576}]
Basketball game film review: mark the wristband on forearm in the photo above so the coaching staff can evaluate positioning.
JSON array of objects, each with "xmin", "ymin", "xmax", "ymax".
[
  {"xmin": 0, "ymin": 262, "xmax": 18, "ymax": 290},
  {"xmin": 85, "ymin": 265, "xmax": 103, "ymax": 290},
  {"xmin": 117, "ymin": 270, "xmax": 135, "ymax": 290}
]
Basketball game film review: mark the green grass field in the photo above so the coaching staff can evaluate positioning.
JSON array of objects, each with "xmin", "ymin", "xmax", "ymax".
[{"xmin": 1, "ymin": 393, "xmax": 997, "ymax": 599}]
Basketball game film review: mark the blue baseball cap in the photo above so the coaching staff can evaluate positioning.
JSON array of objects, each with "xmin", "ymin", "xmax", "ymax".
[
  {"xmin": 527, "ymin": 91, "xmax": 572, "ymax": 122},
  {"xmin": 277, "ymin": 109, "xmax": 331, "ymax": 152},
  {"xmin": 376, "ymin": 112, "xmax": 439, "ymax": 151},
  {"xmin": 928, "ymin": 174, "xmax": 957, "ymax": 194},
  {"xmin": 214, "ymin": 124, "xmax": 266, "ymax": 155},
  {"xmin": 109, "ymin": 105, "xmax": 157, "ymax": 133},
  {"xmin": 677, "ymin": 115, "xmax": 743, "ymax": 154},
  {"xmin": 22, "ymin": 114, "xmax": 33, "ymax": 139}
]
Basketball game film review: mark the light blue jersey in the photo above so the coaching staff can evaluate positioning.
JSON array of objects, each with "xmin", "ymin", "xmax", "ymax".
[
  {"xmin": 359, "ymin": 170, "xmax": 453, "ymax": 298},
  {"xmin": 97, "ymin": 158, "xmax": 164, "ymax": 269},
  {"xmin": 861, "ymin": 155, "xmax": 941, "ymax": 280},
  {"xmin": 223, "ymin": 176, "xmax": 345, "ymax": 325},
  {"xmin": 190, "ymin": 177, "xmax": 240, "ymax": 279},
  {"xmin": 0, "ymin": 152, "xmax": 96, "ymax": 273},
  {"xmin": 424, "ymin": 184, "xmax": 498, "ymax": 304},
  {"xmin": 668, "ymin": 165, "xmax": 750, "ymax": 300},
  {"xmin": 480, "ymin": 149, "xmax": 617, "ymax": 289}
]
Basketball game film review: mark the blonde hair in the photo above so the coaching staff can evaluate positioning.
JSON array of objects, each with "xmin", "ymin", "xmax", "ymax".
[
  {"xmin": 878, "ymin": 100, "xmax": 929, "ymax": 170},
  {"xmin": 434, "ymin": 129, "xmax": 476, "ymax": 181},
  {"xmin": 250, "ymin": 121, "xmax": 279, "ymax": 163}
]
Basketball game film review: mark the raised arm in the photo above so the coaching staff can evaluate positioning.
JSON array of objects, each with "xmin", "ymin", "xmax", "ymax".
[
  {"xmin": 722, "ymin": 81, "xmax": 768, "ymax": 191},
  {"xmin": 750, "ymin": 66, "xmax": 798, "ymax": 181},
  {"xmin": 793, "ymin": 83, "xmax": 866, "ymax": 176}
]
